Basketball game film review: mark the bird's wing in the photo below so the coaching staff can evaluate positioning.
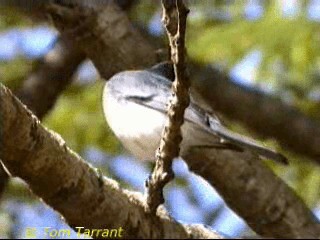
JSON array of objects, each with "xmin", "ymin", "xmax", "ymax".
[
  {"xmin": 184, "ymin": 102, "xmax": 288, "ymax": 164},
  {"xmin": 125, "ymin": 91, "xmax": 288, "ymax": 165},
  {"xmin": 205, "ymin": 113, "xmax": 288, "ymax": 164}
]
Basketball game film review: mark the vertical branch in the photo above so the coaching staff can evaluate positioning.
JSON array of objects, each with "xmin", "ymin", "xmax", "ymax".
[{"xmin": 146, "ymin": 0, "xmax": 190, "ymax": 213}]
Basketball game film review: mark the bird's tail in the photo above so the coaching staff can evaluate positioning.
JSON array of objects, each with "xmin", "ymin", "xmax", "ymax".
[{"xmin": 208, "ymin": 117, "xmax": 288, "ymax": 165}]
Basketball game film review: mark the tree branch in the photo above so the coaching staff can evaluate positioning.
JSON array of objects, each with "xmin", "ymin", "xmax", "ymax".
[
  {"xmin": 0, "ymin": 0, "xmax": 137, "ymax": 204},
  {"xmin": 0, "ymin": 33, "xmax": 85, "ymax": 202},
  {"xmin": 190, "ymin": 64, "xmax": 320, "ymax": 162},
  {"xmin": 184, "ymin": 146, "xmax": 320, "ymax": 238},
  {"xmin": 0, "ymin": 163, "xmax": 9, "ymax": 198},
  {"xmin": 0, "ymin": 34, "xmax": 86, "ymax": 199},
  {"xmin": 16, "ymin": 36, "xmax": 85, "ymax": 119},
  {"xmin": 46, "ymin": 0, "xmax": 157, "ymax": 78},
  {"xmin": 0, "ymin": 82, "xmax": 224, "ymax": 239},
  {"xmin": 146, "ymin": 0, "xmax": 190, "ymax": 213}
]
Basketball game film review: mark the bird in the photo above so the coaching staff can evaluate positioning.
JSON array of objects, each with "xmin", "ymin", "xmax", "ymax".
[{"xmin": 102, "ymin": 62, "xmax": 288, "ymax": 165}]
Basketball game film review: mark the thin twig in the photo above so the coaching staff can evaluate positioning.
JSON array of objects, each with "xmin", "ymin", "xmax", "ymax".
[{"xmin": 146, "ymin": 0, "xmax": 190, "ymax": 213}]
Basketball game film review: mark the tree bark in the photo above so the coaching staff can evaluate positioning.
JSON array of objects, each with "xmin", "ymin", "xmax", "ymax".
[
  {"xmin": 190, "ymin": 64, "xmax": 320, "ymax": 162},
  {"xmin": 0, "ymin": 0, "xmax": 134, "ymax": 204},
  {"xmin": 0, "ymin": 35, "xmax": 86, "ymax": 202},
  {"xmin": 16, "ymin": 36, "xmax": 85, "ymax": 119},
  {"xmin": 185, "ymin": 148, "xmax": 320, "ymax": 238}
]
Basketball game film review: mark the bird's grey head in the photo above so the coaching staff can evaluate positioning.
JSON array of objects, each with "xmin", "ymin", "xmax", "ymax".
[{"xmin": 105, "ymin": 62, "xmax": 174, "ymax": 100}]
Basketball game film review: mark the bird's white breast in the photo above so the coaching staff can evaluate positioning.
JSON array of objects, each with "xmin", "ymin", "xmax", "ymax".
[{"xmin": 103, "ymin": 90, "xmax": 166, "ymax": 160}]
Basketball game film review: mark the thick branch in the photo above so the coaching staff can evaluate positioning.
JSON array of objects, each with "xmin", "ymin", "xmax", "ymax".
[
  {"xmin": 184, "ymin": 147, "xmax": 320, "ymax": 238},
  {"xmin": 16, "ymin": 36, "xmax": 85, "ymax": 119},
  {"xmin": 46, "ymin": 0, "xmax": 157, "ymax": 78},
  {"xmin": 0, "ymin": 0, "xmax": 137, "ymax": 20},
  {"xmin": 0, "ymin": 83, "xmax": 223, "ymax": 239},
  {"xmin": 0, "ymin": 0, "xmax": 137, "ymax": 201},
  {"xmin": 0, "ymin": 33, "xmax": 86, "ymax": 197},
  {"xmin": 190, "ymin": 65, "xmax": 320, "ymax": 162},
  {"xmin": 0, "ymin": 164, "xmax": 9, "ymax": 198},
  {"xmin": 0, "ymin": 33, "xmax": 85, "ymax": 200}
]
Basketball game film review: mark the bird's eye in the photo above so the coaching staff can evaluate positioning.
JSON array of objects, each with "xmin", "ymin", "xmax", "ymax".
[{"xmin": 125, "ymin": 95, "xmax": 154, "ymax": 103}]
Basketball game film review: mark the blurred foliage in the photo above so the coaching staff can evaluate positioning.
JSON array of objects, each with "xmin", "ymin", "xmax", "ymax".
[
  {"xmin": 0, "ymin": 11, "xmax": 40, "ymax": 89},
  {"xmin": 187, "ymin": 1, "xmax": 320, "ymax": 112},
  {"xmin": 0, "ymin": 9, "xmax": 32, "ymax": 29},
  {"xmin": 225, "ymin": 117, "xmax": 320, "ymax": 207},
  {"xmin": 271, "ymin": 153, "xmax": 320, "ymax": 207},
  {"xmin": 129, "ymin": 0, "xmax": 159, "ymax": 25},
  {"xmin": 0, "ymin": 211, "xmax": 11, "ymax": 238},
  {"xmin": 3, "ymin": 179, "xmax": 34, "ymax": 202},
  {"xmin": 0, "ymin": 57, "xmax": 34, "ymax": 89},
  {"xmin": 43, "ymin": 81, "xmax": 121, "ymax": 155}
]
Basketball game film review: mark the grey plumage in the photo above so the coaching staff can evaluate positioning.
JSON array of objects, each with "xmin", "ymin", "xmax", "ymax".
[{"xmin": 102, "ymin": 62, "xmax": 288, "ymax": 165}]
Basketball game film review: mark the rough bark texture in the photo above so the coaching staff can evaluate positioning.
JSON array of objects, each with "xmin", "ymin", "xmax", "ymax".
[
  {"xmin": 0, "ymin": 164, "xmax": 9, "ymax": 198},
  {"xmin": 0, "ymin": 83, "xmax": 223, "ymax": 239},
  {"xmin": 0, "ymin": 0, "xmax": 134, "ymax": 204},
  {"xmin": 146, "ymin": 0, "xmax": 190, "ymax": 213},
  {"xmin": 185, "ymin": 148, "xmax": 320, "ymax": 238},
  {"xmin": 0, "ymin": 35, "xmax": 86, "ymax": 203},
  {"xmin": 16, "ymin": 36, "xmax": 85, "ymax": 119},
  {"xmin": 46, "ymin": 0, "xmax": 157, "ymax": 79}
]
